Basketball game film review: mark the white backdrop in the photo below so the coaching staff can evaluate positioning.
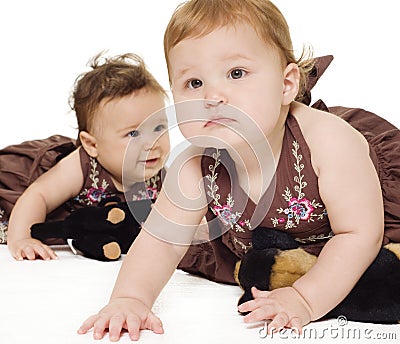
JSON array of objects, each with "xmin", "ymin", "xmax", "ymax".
[{"xmin": 1, "ymin": 0, "xmax": 399, "ymax": 149}]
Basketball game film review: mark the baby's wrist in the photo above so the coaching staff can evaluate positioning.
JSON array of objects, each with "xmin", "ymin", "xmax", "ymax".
[{"xmin": 291, "ymin": 285, "xmax": 314, "ymax": 321}]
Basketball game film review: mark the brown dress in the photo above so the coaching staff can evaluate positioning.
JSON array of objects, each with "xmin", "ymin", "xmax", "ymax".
[
  {"xmin": 0, "ymin": 142, "xmax": 164, "ymax": 244},
  {"xmin": 72, "ymin": 148, "xmax": 164, "ymax": 206},
  {"xmin": 178, "ymin": 107, "xmax": 400, "ymax": 284}
]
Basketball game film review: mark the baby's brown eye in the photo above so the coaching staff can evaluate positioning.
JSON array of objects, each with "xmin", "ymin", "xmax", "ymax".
[
  {"xmin": 230, "ymin": 69, "xmax": 245, "ymax": 79},
  {"xmin": 188, "ymin": 79, "xmax": 203, "ymax": 89}
]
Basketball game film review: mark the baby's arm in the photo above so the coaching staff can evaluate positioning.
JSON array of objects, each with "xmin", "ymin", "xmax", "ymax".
[
  {"xmin": 239, "ymin": 106, "xmax": 384, "ymax": 330},
  {"xmin": 7, "ymin": 149, "xmax": 84, "ymax": 260},
  {"xmin": 80, "ymin": 229, "xmax": 189, "ymax": 341},
  {"xmin": 292, "ymin": 109, "xmax": 384, "ymax": 320},
  {"xmin": 78, "ymin": 153, "xmax": 208, "ymax": 341}
]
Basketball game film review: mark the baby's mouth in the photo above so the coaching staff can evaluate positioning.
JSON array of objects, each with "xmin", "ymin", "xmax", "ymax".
[
  {"xmin": 141, "ymin": 157, "xmax": 159, "ymax": 166},
  {"xmin": 204, "ymin": 117, "xmax": 235, "ymax": 127}
]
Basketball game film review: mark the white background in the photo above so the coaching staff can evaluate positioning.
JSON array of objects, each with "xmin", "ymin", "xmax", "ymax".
[{"xmin": 1, "ymin": 0, "xmax": 399, "ymax": 149}]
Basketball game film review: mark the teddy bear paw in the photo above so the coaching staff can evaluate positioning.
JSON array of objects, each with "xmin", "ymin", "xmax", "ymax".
[
  {"xmin": 103, "ymin": 242, "xmax": 121, "ymax": 260},
  {"xmin": 107, "ymin": 208, "xmax": 126, "ymax": 224}
]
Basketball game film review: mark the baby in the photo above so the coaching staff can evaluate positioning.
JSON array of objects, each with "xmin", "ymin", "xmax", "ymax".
[
  {"xmin": 79, "ymin": 0, "xmax": 400, "ymax": 340},
  {"xmin": 5, "ymin": 52, "xmax": 170, "ymax": 260}
]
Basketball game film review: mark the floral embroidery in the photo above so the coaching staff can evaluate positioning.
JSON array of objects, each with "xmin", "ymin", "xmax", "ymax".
[
  {"xmin": 288, "ymin": 197, "xmax": 314, "ymax": 220},
  {"xmin": 74, "ymin": 157, "xmax": 112, "ymax": 205},
  {"xmin": 86, "ymin": 187, "xmax": 106, "ymax": 203},
  {"xmin": 271, "ymin": 141, "xmax": 327, "ymax": 230},
  {"xmin": 233, "ymin": 237, "xmax": 252, "ymax": 253},
  {"xmin": 206, "ymin": 149, "xmax": 251, "ymax": 233},
  {"xmin": 131, "ymin": 174, "xmax": 160, "ymax": 201},
  {"xmin": 0, "ymin": 208, "xmax": 7, "ymax": 244},
  {"xmin": 295, "ymin": 231, "xmax": 334, "ymax": 244}
]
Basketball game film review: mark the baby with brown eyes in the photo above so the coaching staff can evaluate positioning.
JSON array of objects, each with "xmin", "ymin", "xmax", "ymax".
[
  {"xmin": 5, "ymin": 52, "xmax": 170, "ymax": 261},
  {"xmin": 78, "ymin": 0, "xmax": 400, "ymax": 341}
]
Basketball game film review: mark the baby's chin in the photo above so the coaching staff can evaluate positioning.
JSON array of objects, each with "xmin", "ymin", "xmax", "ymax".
[
  {"xmin": 184, "ymin": 133, "xmax": 248, "ymax": 150},
  {"xmin": 143, "ymin": 163, "xmax": 164, "ymax": 180}
]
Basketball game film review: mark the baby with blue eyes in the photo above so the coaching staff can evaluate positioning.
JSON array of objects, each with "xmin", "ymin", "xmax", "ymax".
[{"xmin": 6, "ymin": 52, "xmax": 170, "ymax": 261}]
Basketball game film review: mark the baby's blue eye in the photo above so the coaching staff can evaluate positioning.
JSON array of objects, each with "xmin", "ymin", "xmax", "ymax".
[
  {"xmin": 154, "ymin": 124, "xmax": 166, "ymax": 132},
  {"xmin": 128, "ymin": 130, "xmax": 139, "ymax": 138},
  {"xmin": 187, "ymin": 79, "xmax": 203, "ymax": 89},
  {"xmin": 229, "ymin": 69, "xmax": 246, "ymax": 79}
]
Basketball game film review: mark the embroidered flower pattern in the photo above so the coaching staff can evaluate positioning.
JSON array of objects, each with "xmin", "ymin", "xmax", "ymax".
[
  {"xmin": 206, "ymin": 149, "xmax": 251, "ymax": 234},
  {"xmin": 75, "ymin": 157, "xmax": 161, "ymax": 205},
  {"xmin": 86, "ymin": 187, "xmax": 106, "ymax": 203},
  {"xmin": 131, "ymin": 174, "xmax": 160, "ymax": 201},
  {"xmin": 74, "ymin": 157, "xmax": 111, "ymax": 205},
  {"xmin": 288, "ymin": 197, "xmax": 314, "ymax": 221},
  {"xmin": 213, "ymin": 195, "xmax": 242, "ymax": 229},
  {"xmin": 271, "ymin": 141, "xmax": 327, "ymax": 230}
]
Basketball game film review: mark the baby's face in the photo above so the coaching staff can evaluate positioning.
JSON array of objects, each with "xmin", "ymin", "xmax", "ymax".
[
  {"xmin": 168, "ymin": 22, "xmax": 289, "ymax": 149},
  {"xmin": 93, "ymin": 90, "xmax": 169, "ymax": 189}
]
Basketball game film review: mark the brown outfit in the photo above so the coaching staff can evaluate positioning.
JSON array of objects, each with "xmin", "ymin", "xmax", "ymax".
[
  {"xmin": 178, "ymin": 114, "xmax": 332, "ymax": 284},
  {"xmin": 178, "ymin": 57, "xmax": 400, "ymax": 284},
  {"xmin": 0, "ymin": 139, "xmax": 164, "ymax": 244},
  {"xmin": 73, "ymin": 147, "xmax": 164, "ymax": 211}
]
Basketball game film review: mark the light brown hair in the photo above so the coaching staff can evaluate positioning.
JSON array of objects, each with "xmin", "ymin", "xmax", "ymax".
[
  {"xmin": 69, "ymin": 52, "xmax": 166, "ymax": 145},
  {"xmin": 164, "ymin": 0, "xmax": 313, "ymax": 101}
]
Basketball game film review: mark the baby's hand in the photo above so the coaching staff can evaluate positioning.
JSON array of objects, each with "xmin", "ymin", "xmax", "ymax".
[
  {"xmin": 8, "ymin": 238, "xmax": 57, "ymax": 261},
  {"xmin": 78, "ymin": 297, "xmax": 164, "ymax": 341},
  {"xmin": 237, "ymin": 286, "xmax": 312, "ymax": 334}
]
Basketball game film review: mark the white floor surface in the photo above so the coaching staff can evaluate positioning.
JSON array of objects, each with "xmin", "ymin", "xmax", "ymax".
[{"xmin": 0, "ymin": 245, "xmax": 399, "ymax": 344}]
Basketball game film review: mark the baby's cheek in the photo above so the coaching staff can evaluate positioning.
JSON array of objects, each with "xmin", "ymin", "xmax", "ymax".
[{"xmin": 178, "ymin": 122, "xmax": 202, "ymax": 140}]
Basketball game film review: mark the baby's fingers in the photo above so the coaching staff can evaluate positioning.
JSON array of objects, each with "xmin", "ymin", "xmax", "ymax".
[
  {"xmin": 108, "ymin": 315, "xmax": 126, "ymax": 342},
  {"xmin": 145, "ymin": 312, "xmax": 164, "ymax": 335},
  {"xmin": 77, "ymin": 314, "xmax": 99, "ymax": 335},
  {"xmin": 32, "ymin": 244, "xmax": 57, "ymax": 260},
  {"xmin": 43, "ymin": 245, "xmax": 58, "ymax": 260},
  {"xmin": 238, "ymin": 295, "xmax": 272, "ymax": 315},
  {"xmin": 267, "ymin": 312, "xmax": 290, "ymax": 333},
  {"xmin": 237, "ymin": 298, "xmax": 257, "ymax": 314},
  {"xmin": 13, "ymin": 248, "xmax": 24, "ymax": 261},
  {"xmin": 93, "ymin": 314, "xmax": 113, "ymax": 340},
  {"xmin": 242, "ymin": 306, "xmax": 277, "ymax": 323},
  {"xmin": 126, "ymin": 314, "xmax": 141, "ymax": 341},
  {"xmin": 288, "ymin": 317, "xmax": 303, "ymax": 334},
  {"xmin": 18, "ymin": 243, "xmax": 56, "ymax": 261},
  {"xmin": 21, "ymin": 246, "xmax": 37, "ymax": 260},
  {"xmin": 251, "ymin": 286, "xmax": 270, "ymax": 298}
]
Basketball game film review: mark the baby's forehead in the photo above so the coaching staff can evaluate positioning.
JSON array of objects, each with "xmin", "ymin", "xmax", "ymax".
[
  {"xmin": 131, "ymin": 109, "xmax": 169, "ymax": 133},
  {"xmin": 176, "ymin": 21, "xmax": 254, "ymax": 43},
  {"xmin": 168, "ymin": 21, "xmax": 274, "ymax": 61},
  {"xmin": 143, "ymin": 109, "xmax": 168, "ymax": 125}
]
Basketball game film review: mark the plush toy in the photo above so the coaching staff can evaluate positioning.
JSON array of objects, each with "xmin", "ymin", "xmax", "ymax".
[
  {"xmin": 235, "ymin": 227, "xmax": 400, "ymax": 323},
  {"xmin": 31, "ymin": 197, "xmax": 152, "ymax": 261}
]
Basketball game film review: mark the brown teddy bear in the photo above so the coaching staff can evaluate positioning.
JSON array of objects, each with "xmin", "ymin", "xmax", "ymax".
[{"xmin": 235, "ymin": 227, "xmax": 400, "ymax": 323}]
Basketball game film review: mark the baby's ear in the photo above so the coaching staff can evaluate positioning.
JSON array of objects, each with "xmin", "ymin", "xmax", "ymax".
[
  {"xmin": 282, "ymin": 63, "xmax": 300, "ymax": 106},
  {"xmin": 79, "ymin": 131, "xmax": 98, "ymax": 158}
]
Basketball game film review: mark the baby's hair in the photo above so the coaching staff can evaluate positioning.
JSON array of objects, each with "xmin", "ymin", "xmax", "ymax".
[
  {"xmin": 164, "ymin": 0, "xmax": 314, "ymax": 101},
  {"xmin": 69, "ymin": 52, "xmax": 167, "ymax": 146}
]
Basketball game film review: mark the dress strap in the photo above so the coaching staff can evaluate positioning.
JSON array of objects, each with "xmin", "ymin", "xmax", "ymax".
[{"xmin": 285, "ymin": 113, "xmax": 314, "ymax": 167}]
